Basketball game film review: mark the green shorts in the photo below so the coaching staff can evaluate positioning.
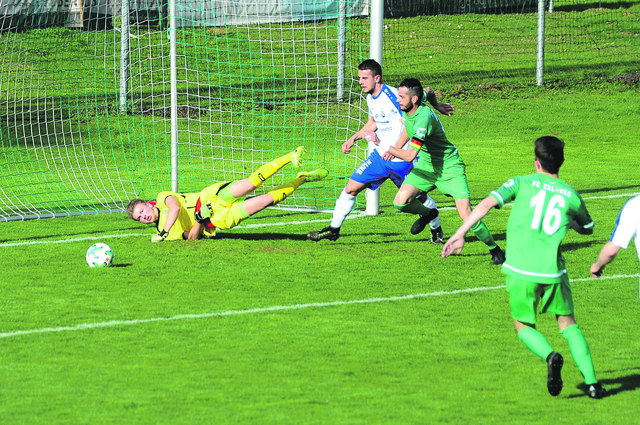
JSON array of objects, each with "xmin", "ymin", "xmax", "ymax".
[
  {"xmin": 506, "ymin": 274, "xmax": 574, "ymax": 325},
  {"xmin": 403, "ymin": 156, "xmax": 471, "ymax": 200}
]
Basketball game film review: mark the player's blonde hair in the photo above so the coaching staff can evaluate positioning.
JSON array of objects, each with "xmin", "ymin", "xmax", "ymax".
[{"xmin": 125, "ymin": 198, "xmax": 146, "ymax": 219}]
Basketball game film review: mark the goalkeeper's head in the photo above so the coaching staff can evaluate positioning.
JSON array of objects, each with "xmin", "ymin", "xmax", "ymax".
[{"xmin": 126, "ymin": 199, "xmax": 158, "ymax": 224}]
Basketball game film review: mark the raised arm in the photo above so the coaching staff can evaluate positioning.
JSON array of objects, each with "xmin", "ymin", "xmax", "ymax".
[{"xmin": 425, "ymin": 87, "xmax": 454, "ymax": 117}]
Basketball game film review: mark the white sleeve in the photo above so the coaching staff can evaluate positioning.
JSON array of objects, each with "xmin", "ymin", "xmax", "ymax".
[{"xmin": 610, "ymin": 197, "xmax": 640, "ymax": 249}]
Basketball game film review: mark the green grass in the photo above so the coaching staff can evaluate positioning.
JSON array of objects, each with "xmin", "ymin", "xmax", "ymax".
[
  {"xmin": 1, "ymin": 4, "xmax": 639, "ymax": 422},
  {"xmin": 1, "ymin": 86, "xmax": 640, "ymax": 424}
]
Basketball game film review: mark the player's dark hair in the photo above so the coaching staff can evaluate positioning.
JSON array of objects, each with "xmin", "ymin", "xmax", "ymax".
[
  {"xmin": 399, "ymin": 78, "xmax": 424, "ymax": 105},
  {"xmin": 358, "ymin": 59, "xmax": 382, "ymax": 78},
  {"xmin": 534, "ymin": 136, "xmax": 565, "ymax": 174}
]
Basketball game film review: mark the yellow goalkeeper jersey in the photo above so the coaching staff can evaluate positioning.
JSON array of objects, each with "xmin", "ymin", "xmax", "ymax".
[{"xmin": 154, "ymin": 181, "xmax": 230, "ymax": 241}]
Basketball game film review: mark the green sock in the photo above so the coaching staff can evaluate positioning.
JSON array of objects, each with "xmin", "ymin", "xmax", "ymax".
[
  {"xmin": 561, "ymin": 324, "xmax": 598, "ymax": 385},
  {"xmin": 518, "ymin": 326, "xmax": 554, "ymax": 360},
  {"xmin": 393, "ymin": 198, "xmax": 432, "ymax": 216},
  {"xmin": 470, "ymin": 219, "xmax": 497, "ymax": 250}
]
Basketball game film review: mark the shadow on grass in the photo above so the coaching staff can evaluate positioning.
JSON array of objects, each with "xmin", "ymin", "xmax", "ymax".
[
  {"xmin": 215, "ymin": 232, "xmax": 308, "ymax": 241},
  {"xmin": 580, "ymin": 184, "xmax": 640, "ymax": 195},
  {"xmin": 569, "ymin": 372, "xmax": 640, "ymax": 399},
  {"xmin": 453, "ymin": 232, "xmax": 507, "ymax": 244},
  {"xmin": 562, "ymin": 240, "xmax": 604, "ymax": 252},
  {"xmin": 320, "ymin": 231, "xmax": 508, "ymax": 245}
]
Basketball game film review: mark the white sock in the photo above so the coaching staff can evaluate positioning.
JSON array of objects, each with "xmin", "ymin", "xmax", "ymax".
[
  {"xmin": 422, "ymin": 194, "xmax": 441, "ymax": 229},
  {"xmin": 330, "ymin": 189, "xmax": 356, "ymax": 229}
]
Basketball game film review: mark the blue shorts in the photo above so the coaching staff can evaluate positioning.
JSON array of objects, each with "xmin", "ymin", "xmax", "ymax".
[{"xmin": 349, "ymin": 150, "xmax": 414, "ymax": 191}]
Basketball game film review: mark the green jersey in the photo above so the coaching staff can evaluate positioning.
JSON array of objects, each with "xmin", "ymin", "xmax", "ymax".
[
  {"xmin": 403, "ymin": 105, "xmax": 458, "ymax": 171},
  {"xmin": 490, "ymin": 173, "xmax": 594, "ymax": 283}
]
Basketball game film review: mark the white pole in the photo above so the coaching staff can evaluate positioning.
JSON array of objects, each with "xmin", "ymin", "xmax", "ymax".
[
  {"xmin": 366, "ymin": 0, "xmax": 383, "ymax": 216},
  {"xmin": 536, "ymin": 0, "xmax": 545, "ymax": 86},
  {"xmin": 169, "ymin": 0, "xmax": 178, "ymax": 192},
  {"xmin": 337, "ymin": 0, "xmax": 346, "ymax": 101},
  {"xmin": 119, "ymin": 0, "xmax": 129, "ymax": 113}
]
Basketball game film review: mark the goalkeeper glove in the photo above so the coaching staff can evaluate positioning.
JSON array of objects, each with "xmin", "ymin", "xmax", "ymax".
[
  {"xmin": 151, "ymin": 229, "xmax": 169, "ymax": 243},
  {"xmin": 194, "ymin": 201, "xmax": 213, "ymax": 223}
]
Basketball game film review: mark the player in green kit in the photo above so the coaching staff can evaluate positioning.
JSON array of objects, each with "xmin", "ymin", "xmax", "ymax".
[
  {"xmin": 442, "ymin": 136, "xmax": 607, "ymax": 399},
  {"xmin": 372, "ymin": 78, "xmax": 504, "ymax": 264}
]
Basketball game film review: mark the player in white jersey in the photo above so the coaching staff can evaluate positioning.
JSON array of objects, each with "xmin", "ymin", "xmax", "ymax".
[
  {"xmin": 307, "ymin": 59, "xmax": 453, "ymax": 242},
  {"xmin": 590, "ymin": 194, "xmax": 640, "ymax": 294}
]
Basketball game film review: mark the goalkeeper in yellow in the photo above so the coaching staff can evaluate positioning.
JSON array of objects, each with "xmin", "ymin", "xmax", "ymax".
[{"xmin": 126, "ymin": 147, "xmax": 327, "ymax": 241}]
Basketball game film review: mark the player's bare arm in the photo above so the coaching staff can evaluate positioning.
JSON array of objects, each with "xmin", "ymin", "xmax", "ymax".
[
  {"xmin": 425, "ymin": 87, "xmax": 454, "ymax": 116},
  {"xmin": 151, "ymin": 195, "xmax": 180, "ymax": 242},
  {"xmin": 343, "ymin": 117, "xmax": 377, "ymax": 154},
  {"xmin": 378, "ymin": 128, "xmax": 417, "ymax": 162},
  {"xmin": 387, "ymin": 131, "xmax": 411, "ymax": 159},
  {"xmin": 163, "ymin": 196, "xmax": 180, "ymax": 230},
  {"xmin": 590, "ymin": 242, "xmax": 621, "ymax": 278},
  {"xmin": 185, "ymin": 221, "xmax": 204, "ymax": 240},
  {"xmin": 386, "ymin": 145, "xmax": 417, "ymax": 162},
  {"xmin": 442, "ymin": 196, "xmax": 498, "ymax": 257}
]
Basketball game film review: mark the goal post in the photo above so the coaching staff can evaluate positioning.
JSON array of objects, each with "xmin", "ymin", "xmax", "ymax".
[
  {"xmin": 365, "ymin": 0, "xmax": 383, "ymax": 216},
  {"xmin": 0, "ymin": 0, "xmax": 372, "ymax": 221}
]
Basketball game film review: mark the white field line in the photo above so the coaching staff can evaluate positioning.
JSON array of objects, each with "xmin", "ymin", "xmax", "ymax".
[
  {"xmin": 1, "ymin": 273, "xmax": 637, "ymax": 340},
  {"xmin": 2, "ymin": 190, "xmax": 637, "ymax": 249},
  {"xmin": 0, "ymin": 233, "xmax": 151, "ymax": 247},
  {"xmin": 0, "ymin": 215, "xmax": 367, "ymax": 248}
]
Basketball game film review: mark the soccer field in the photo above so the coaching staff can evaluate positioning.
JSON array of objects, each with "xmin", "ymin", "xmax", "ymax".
[{"xmin": 1, "ymin": 88, "xmax": 640, "ymax": 424}]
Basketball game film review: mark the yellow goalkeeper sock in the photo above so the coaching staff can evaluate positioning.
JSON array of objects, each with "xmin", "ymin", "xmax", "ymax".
[
  {"xmin": 267, "ymin": 177, "xmax": 305, "ymax": 204},
  {"xmin": 248, "ymin": 147, "xmax": 304, "ymax": 187}
]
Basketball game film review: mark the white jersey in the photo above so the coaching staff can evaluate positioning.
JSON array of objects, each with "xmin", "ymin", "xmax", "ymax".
[
  {"xmin": 367, "ymin": 84, "xmax": 407, "ymax": 162},
  {"xmin": 610, "ymin": 194, "xmax": 640, "ymax": 260}
]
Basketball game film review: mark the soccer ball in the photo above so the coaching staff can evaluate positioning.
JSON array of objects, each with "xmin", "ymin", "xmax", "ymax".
[{"xmin": 86, "ymin": 243, "xmax": 114, "ymax": 268}]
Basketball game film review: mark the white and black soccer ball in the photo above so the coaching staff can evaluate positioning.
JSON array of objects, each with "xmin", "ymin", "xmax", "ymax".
[{"xmin": 86, "ymin": 243, "xmax": 114, "ymax": 268}]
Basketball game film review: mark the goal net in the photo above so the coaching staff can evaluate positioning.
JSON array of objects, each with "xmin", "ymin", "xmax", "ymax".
[
  {"xmin": 0, "ymin": 0, "xmax": 370, "ymax": 221},
  {"xmin": 2, "ymin": 0, "xmax": 637, "ymax": 222}
]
